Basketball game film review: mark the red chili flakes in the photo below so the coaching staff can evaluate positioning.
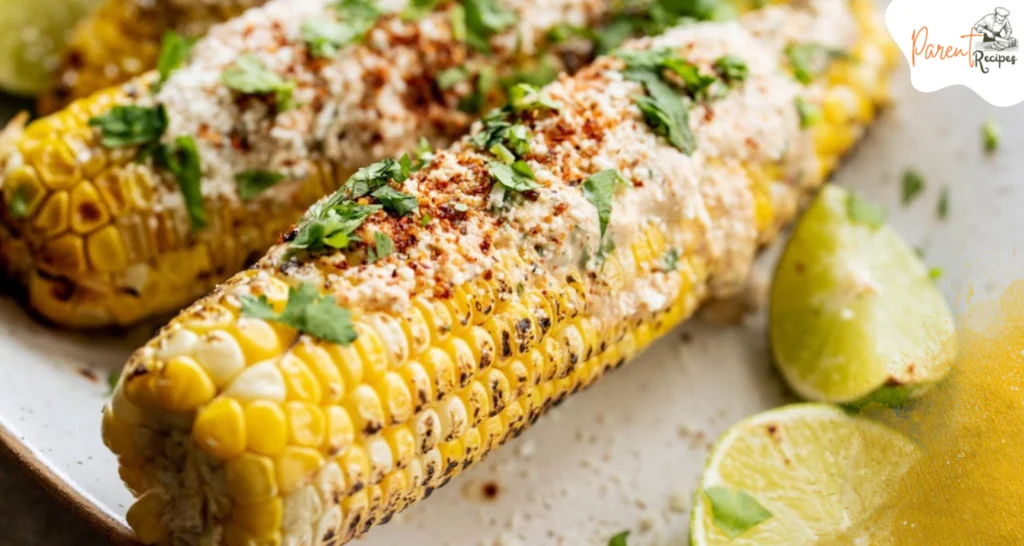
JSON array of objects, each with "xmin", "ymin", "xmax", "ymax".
[{"xmin": 553, "ymin": 202, "xmax": 569, "ymax": 216}]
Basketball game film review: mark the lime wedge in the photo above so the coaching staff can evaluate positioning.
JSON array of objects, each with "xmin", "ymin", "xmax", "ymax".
[
  {"xmin": 0, "ymin": 0, "xmax": 101, "ymax": 95},
  {"xmin": 690, "ymin": 404, "xmax": 918, "ymax": 545},
  {"xmin": 769, "ymin": 185, "xmax": 956, "ymax": 405}
]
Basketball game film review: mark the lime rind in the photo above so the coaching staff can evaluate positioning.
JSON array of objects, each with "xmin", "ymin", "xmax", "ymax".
[{"xmin": 0, "ymin": 0, "xmax": 101, "ymax": 95}]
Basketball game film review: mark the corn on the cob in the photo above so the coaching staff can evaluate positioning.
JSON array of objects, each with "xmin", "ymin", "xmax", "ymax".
[
  {"xmin": 2, "ymin": 0, "xmax": 751, "ymax": 329},
  {"xmin": 37, "ymin": 0, "xmax": 268, "ymax": 113},
  {"xmin": 101, "ymin": 1, "xmax": 895, "ymax": 544}
]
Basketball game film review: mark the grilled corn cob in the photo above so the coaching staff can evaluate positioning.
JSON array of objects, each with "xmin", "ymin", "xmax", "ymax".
[
  {"xmin": 101, "ymin": 1, "xmax": 895, "ymax": 544},
  {"xmin": 37, "ymin": 0, "xmax": 268, "ymax": 113},
  {"xmin": 0, "ymin": 0, "xmax": 748, "ymax": 329}
]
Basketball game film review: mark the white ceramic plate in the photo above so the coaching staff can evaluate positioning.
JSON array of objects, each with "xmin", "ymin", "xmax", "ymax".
[{"xmin": 2, "ymin": 22, "xmax": 1023, "ymax": 546}]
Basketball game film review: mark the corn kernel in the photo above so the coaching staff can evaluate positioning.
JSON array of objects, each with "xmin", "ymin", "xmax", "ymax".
[
  {"xmin": 244, "ymin": 401, "xmax": 288, "ymax": 456},
  {"xmin": 459, "ymin": 380, "xmax": 492, "ymax": 428},
  {"xmin": 352, "ymin": 322, "xmax": 388, "ymax": 381},
  {"xmin": 374, "ymin": 371, "xmax": 413, "ymax": 425},
  {"xmin": 314, "ymin": 462, "xmax": 347, "ymax": 507},
  {"xmin": 225, "ymin": 361, "xmax": 287, "ymax": 404},
  {"xmin": 232, "ymin": 497, "xmax": 283, "ymax": 537},
  {"xmin": 338, "ymin": 444, "xmax": 370, "ymax": 494},
  {"xmin": 466, "ymin": 326, "xmax": 496, "ymax": 370},
  {"xmin": 419, "ymin": 347, "xmax": 457, "ymax": 402},
  {"xmin": 284, "ymin": 401, "xmax": 327, "ymax": 448},
  {"xmin": 278, "ymin": 354, "xmax": 322, "ymax": 403},
  {"xmin": 444, "ymin": 337, "xmax": 476, "ymax": 389},
  {"xmin": 275, "ymin": 446, "xmax": 324, "ymax": 495},
  {"xmin": 399, "ymin": 305, "xmax": 431, "ymax": 357},
  {"xmin": 449, "ymin": 285, "xmax": 474, "ymax": 330},
  {"xmin": 152, "ymin": 356, "xmax": 216, "ymax": 413},
  {"xmin": 126, "ymin": 490, "xmax": 166, "ymax": 544},
  {"xmin": 226, "ymin": 453, "xmax": 279, "ymax": 503},
  {"xmin": 364, "ymin": 313, "xmax": 409, "ymax": 369},
  {"xmin": 503, "ymin": 358, "xmax": 531, "ymax": 402},
  {"xmin": 482, "ymin": 368, "xmax": 511, "ymax": 417},
  {"xmin": 339, "ymin": 489, "xmax": 369, "ymax": 542},
  {"xmin": 31, "ymin": 140, "xmax": 80, "ymax": 190},
  {"xmin": 31, "ymin": 190, "xmax": 69, "ymax": 238},
  {"xmin": 39, "ymin": 233, "xmax": 86, "ymax": 273},
  {"xmin": 193, "ymin": 397, "xmax": 247, "ymax": 460},
  {"xmin": 412, "ymin": 409, "xmax": 441, "ymax": 454},
  {"xmin": 413, "ymin": 297, "xmax": 454, "ymax": 344},
  {"xmin": 384, "ymin": 426, "xmax": 416, "ymax": 470},
  {"xmin": 228, "ymin": 318, "xmax": 282, "ymax": 364},
  {"xmin": 436, "ymin": 395, "xmax": 469, "ymax": 443},
  {"xmin": 69, "ymin": 181, "xmax": 111, "ymax": 234},
  {"xmin": 155, "ymin": 328, "xmax": 198, "ymax": 361},
  {"xmin": 461, "ymin": 427, "xmax": 484, "ymax": 467},
  {"xmin": 292, "ymin": 341, "xmax": 344, "ymax": 404},
  {"xmin": 86, "ymin": 224, "xmax": 129, "ymax": 273},
  {"xmin": 367, "ymin": 435, "xmax": 394, "ymax": 483},
  {"xmin": 399, "ymin": 360, "xmax": 432, "ymax": 413},
  {"xmin": 323, "ymin": 406, "xmax": 355, "ymax": 455},
  {"xmin": 193, "ymin": 330, "xmax": 247, "ymax": 387},
  {"xmin": 325, "ymin": 342, "xmax": 363, "ymax": 388}
]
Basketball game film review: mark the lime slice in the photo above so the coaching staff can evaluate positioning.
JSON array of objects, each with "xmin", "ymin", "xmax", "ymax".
[
  {"xmin": 690, "ymin": 404, "xmax": 918, "ymax": 545},
  {"xmin": 0, "ymin": 0, "xmax": 101, "ymax": 95},
  {"xmin": 769, "ymin": 185, "xmax": 956, "ymax": 404}
]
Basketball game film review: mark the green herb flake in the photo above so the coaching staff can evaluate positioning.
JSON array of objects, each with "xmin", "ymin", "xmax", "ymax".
[
  {"xmin": 372, "ymin": 185, "xmax": 419, "ymax": 217},
  {"xmin": 234, "ymin": 169, "xmax": 286, "ymax": 200},
  {"xmin": 438, "ymin": 67, "xmax": 470, "ymax": 90},
  {"xmin": 928, "ymin": 266, "xmax": 944, "ymax": 281},
  {"xmin": 403, "ymin": 0, "xmax": 442, "ymax": 20},
  {"xmin": 420, "ymin": 212, "xmax": 432, "ymax": 227},
  {"xmin": 462, "ymin": 0, "xmax": 515, "ymax": 52},
  {"xmin": 156, "ymin": 31, "xmax": 196, "ymax": 89},
  {"xmin": 508, "ymin": 83, "xmax": 561, "ymax": 114},
  {"xmin": 795, "ymin": 97, "xmax": 820, "ymax": 129},
  {"xmin": 982, "ymin": 119, "xmax": 1000, "ymax": 154},
  {"xmin": 845, "ymin": 193, "xmax": 886, "ymax": 229},
  {"xmin": 8, "ymin": 186, "xmax": 29, "ymax": 219},
  {"xmin": 367, "ymin": 231, "xmax": 394, "ymax": 263},
  {"xmin": 714, "ymin": 55, "xmax": 748, "ymax": 84},
  {"xmin": 221, "ymin": 54, "xmax": 296, "ymax": 110},
  {"xmin": 703, "ymin": 486, "xmax": 772, "ymax": 539},
  {"xmin": 785, "ymin": 43, "xmax": 847, "ymax": 85},
  {"xmin": 89, "ymin": 105, "xmax": 169, "ymax": 148},
  {"xmin": 937, "ymin": 186, "xmax": 949, "ymax": 220},
  {"xmin": 488, "ymin": 160, "xmax": 539, "ymax": 194},
  {"xmin": 155, "ymin": 136, "xmax": 206, "ymax": 230},
  {"xmin": 302, "ymin": 20, "xmax": 359, "ymax": 58},
  {"xmin": 343, "ymin": 157, "xmax": 411, "ymax": 198},
  {"xmin": 608, "ymin": 530, "xmax": 630, "ymax": 546},
  {"xmin": 240, "ymin": 283, "xmax": 357, "ymax": 345},
  {"xmin": 662, "ymin": 248, "xmax": 680, "ymax": 272},
  {"xmin": 901, "ymin": 169, "xmax": 925, "ymax": 206},
  {"xmin": 633, "ymin": 78, "xmax": 696, "ymax": 154},
  {"xmin": 414, "ymin": 137, "xmax": 435, "ymax": 169},
  {"xmin": 583, "ymin": 169, "xmax": 629, "ymax": 263}
]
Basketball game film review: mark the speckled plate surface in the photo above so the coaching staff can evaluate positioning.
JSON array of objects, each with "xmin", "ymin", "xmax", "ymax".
[{"xmin": 2, "ymin": 13, "xmax": 1024, "ymax": 545}]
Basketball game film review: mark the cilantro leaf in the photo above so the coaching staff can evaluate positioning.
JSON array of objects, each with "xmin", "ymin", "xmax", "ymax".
[
  {"xmin": 403, "ymin": 0, "xmax": 443, "ymax": 20},
  {"xmin": 235, "ymin": 169, "xmax": 286, "ymax": 200},
  {"xmin": 89, "ymin": 105, "xmax": 169, "ymax": 148},
  {"xmin": 982, "ymin": 119, "xmax": 1000, "ymax": 153},
  {"xmin": 901, "ymin": 169, "xmax": 924, "ymax": 206},
  {"xmin": 508, "ymin": 83, "xmax": 561, "ymax": 114},
  {"xmin": 583, "ymin": 169, "xmax": 629, "ymax": 245},
  {"xmin": 302, "ymin": 20, "xmax": 360, "ymax": 58},
  {"xmin": 343, "ymin": 157, "xmax": 410, "ymax": 198},
  {"xmin": 372, "ymin": 185, "xmax": 419, "ymax": 216},
  {"xmin": 156, "ymin": 31, "xmax": 196, "ymax": 89},
  {"xmin": 632, "ymin": 76, "xmax": 696, "ymax": 154},
  {"xmin": 8, "ymin": 186, "xmax": 29, "ymax": 219},
  {"xmin": 703, "ymin": 486, "xmax": 772, "ymax": 538},
  {"xmin": 795, "ymin": 97, "xmax": 819, "ymax": 129},
  {"xmin": 457, "ymin": 65, "xmax": 498, "ymax": 114},
  {"xmin": 662, "ymin": 248, "xmax": 680, "ymax": 272},
  {"xmin": 608, "ymin": 531, "xmax": 630, "ymax": 546},
  {"xmin": 221, "ymin": 54, "xmax": 296, "ymax": 110},
  {"xmin": 488, "ymin": 160, "xmax": 539, "ymax": 193},
  {"xmin": 785, "ymin": 43, "xmax": 847, "ymax": 85},
  {"xmin": 154, "ymin": 136, "xmax": 206, "ymax": 230},
  {"xmin": 367, "ymin": 231, "xmax": 394, "ymax": 263},
  {"xmin": 290, "ymin": 201, "xmax": 381, "ymax": 252},
  {"xmin": 240, "ymin": 283, "xmax": 357, "ymax": 345},
  {"xmin": 714, "ymin": 55, "xmax": 748, "ymax": 84},
  {"xmin": 461, "ymin": 0, "xmax": 515, "ymax": 51},
  {"xmin": 438, "ymin": 67, "xmax": 470, "ymax": 90},
  {"xmin": 845, "ymin": 193, "xmax": 886, "ymax": 229},
  {"xmin": 413, "ymin": 137, "xmax": 435, "ymax": 169}
]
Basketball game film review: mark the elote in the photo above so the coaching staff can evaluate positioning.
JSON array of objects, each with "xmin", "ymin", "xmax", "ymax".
[
  {"xmin": 37, "ymin": 0, "xmax": 268, "ymax": 113},
  {"xmin": 0, "ymin": 0, "xmax": 751, "ymax": 329},
  {"xmin": 102, "ymin": 1, "xmax": 895, "ymax": 544}
]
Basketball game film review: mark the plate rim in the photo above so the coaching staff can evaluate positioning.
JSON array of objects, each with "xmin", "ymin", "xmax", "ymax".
[{"xmin": 0, "ymin": 417, "xmax": 139, "ymax": 545}]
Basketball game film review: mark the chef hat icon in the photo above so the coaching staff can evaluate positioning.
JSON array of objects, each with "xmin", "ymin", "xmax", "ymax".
[{"xmin": 996, "ymin": 7, "xmax": 1010, "ymax": 17}]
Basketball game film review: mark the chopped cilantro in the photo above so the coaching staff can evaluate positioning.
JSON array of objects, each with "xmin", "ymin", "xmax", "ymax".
[
  {"xmin": 343, "ymin": 157, "xmax": 411, "ymax": 198},
  {"xmin": 901, "ymin": 169, "xmax": 924, "ymax": 206},
  {"xmin": 845, "ymin": 192, "xmax": 886, "ymax": 229},
  {"xmin": 154, "ymin": 136, "xmax": 206, "ymax": 230},
  {"xmin": 89, "ymin": 105, "xmax": 169, "ymax": 148},
  {"xmin": 367, "ymin": 231, "xmax": 394, "ymax": 263},
  {"xmin": 372, "ymin": 186, "xmax": 419, "ymax": 216},
  {"xmin": 703, "ymin": 486, "xmax": 772, "ymax": 538},
  {"xmin": 420, "ymin": 212, "xmax": 432, "ymax": 226},
  {"xmin": 221, "ymin": 54, "xmax": 296, "ymax": 110},
  {"xmin": 661, "ymin": 56, "xmax": 718, "ymax": 99},
  {"xmin": 632, "ymin": 75, "xmax": 696, "ymax": 154},
  {"xmin": 714, "ymin": 55, "xmax": 748, "ymax": 84},
  {"xmin": 302, "ymin": 20, "xmax": 358, "ymax": 58},
  {"xmin": 982, "ymin": 120, "xmax": 1000, "ymax": 153},
  {"xmin": 8, "ymin": 186, "xmax": 29, "ymax": 219},
  {"xmin": 291, "ymin": 200, "xmax": 381, "ymax": 252},
  {"xmin": 501, "ymin": 57, "xmax": 561, "ymax": 90},
  {"xmin": 457, "ymin": 65, "xmax": 498, "ymax": 114},
  {"xmin": 662, "ymin": 248, "xmax": 680, "ymax": 272},
  {"xmin": 928, "ymin": 266, "xmax": 944, "ymax": 281},
  {"xmin": 240, "ymin": 283, "xmax": 357, "ymax": 345},
  {"xmin": 795, "ymin": 97, "xmax": 820, "ymax": 129},
  {"xmin": 488, "ymin": 160, "xmax": 539, "ymax": 195},
  {"xmin": 438, "ymin": 67, "xmax": 470, "ymax": 90},
  {"xmin": 235, "ymin": 169, "xmax": 286, "ymax": 200},
  {"xmin": 785, "ymin": 43, "xmax": 847, "ymax": 85},
  {"xmin": 403, "ymin": 0, "xmax": 442, "ymax": 20},
  {"xmin": 508, "ymin": 83, "xmax": 561, "ymax": 114},
  {"xmin": 548, "ymin": 23, "xmax": 595, "ymax": 44},
  {"xmin": 490, "ymin": 143, "xmax": 516, "ymax": 164},
  {"xmin": 155, "ymin": 31, "xmax": 196, "ymax": 89},
  {"xmin": 461, "ymin": 0, "xmax": 515, "ymax": 51},
  {"xmin": 608, "ymin": 531, "xmax": 630, "ymax": 546},
  {"xmin": 583, "ymin": 169, "xmax": 629, "ymax": 248},
  {"xmin": 937, "ymin": 186, "xmax": 949, "ymax": 220}
]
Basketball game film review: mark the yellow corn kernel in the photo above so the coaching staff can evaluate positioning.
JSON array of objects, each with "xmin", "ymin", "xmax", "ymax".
[
  {"xmin": 101, "ymin": 403, "xmax": 141, "ymax": 462},
  {"xmin": 364, "ymin": 313, "xmax": 409, "ymax": 369},
  {"xmin": 232, "ymin": 497, "xmax": 283, "ymax": 538},
  {"xmin": 461, "ymin": 426, "xmax": 484, "ymax": 467},
  {"xmin": 193, "ymin": 330, "xmax": 247, "ymax": 388},
  {"xmin": 449, "ymin": 284, "xmax": 475, "ymax": 331},
  {"xmin": 339, "ymin": 489, "xmax": 369, "ymax": 543},
  {"xmin": 86, "ymin": 225, "xmax": 129, "ymax": 273},
  {"xmin": 444, "ymin": 337, "xmax": 477, "ymax": 390},
  {"xmin": 152, "ymin": 356, "xmax": 216, "ymax": 413},
  {"xmin": 118, "ymin": 463, "xmax": 155, "ymax": 497},
  {"xmin": 226, "ymin": 453, "xmax": 279, "ymax": 504},
  {"xmin": 412, "ymin": 409, "xmax": 442, "ymax": 455},
  {"xmin": 338, "ymin": 444, "xmax": 371, "ymax": 494},
  {"xmin": 292, "ymin": 341, "xmax": 344, "ymax": 404},
  {"xmin": 481, "ymin": 368, "xmax": 511, "ymax": 417},
  {"xmin": 345, "ymin": 384, "xmax": 386, "ymax": 435},
  {"xmin": 400, "ymin": 305, "xmax": 431, "ymax": 357},
  {"xmin": 374, "ymin": 371, "xmax": 413, "ymax": 425},
  {"xmin": 275, "ymin": 446, "xmax": 324, "ymax": 496},
  {"xmin": 4, "ymin": 166, "xmax": 46, "ymax": 217},
  {"xmin": 193, "ymin": 397, "xmax": 247, "ymax": 460},
  {"xmin": 384, "ymin": 426, "xmax": 416, "ymax": 470},
  {"xmin": 352, "ymin": 322, "xmax": 388, "ymax": 381},
  {"xmin": 244, "ymin": 401, "xmax": 289, "ymax": 456},
  {"xmin": 478, "ymin": 416, "xmax": 504, "ymax": 453},
  {"xmin": 459, "ymin": 380, "xmax": 492, "ymax": 428},
  {"xmin": 278, "ymin": 354, "xmax": 323, "ymax": 403},
  {"xmin": 126, "ymin": 490, "xmax": 166, "ymax": 544},
  {"xmin": 437, "ymin": 395, "xmax": 469, "ymax": 443},
  {"xmin": 418, "ymin": 347, "xmax": 458, "ymax": 402},
  {"xmin": 284, "ymin": 401, "xmax": 327, "ymax": 448},
  {"xmin": 69, "ymin": 182, "xmax": 111, "ymax": 234},
  {"xmin": 400, "ymin": 360, "xmax": 433, "ymax": 413},
  {"xmin": 31, "ymin": 140, "xmax": 80, "ymax": 191},
  {"xmin": 503, "ymin": 358, "xmax": 532, "ymax": 402},
  {"xmin": 39, "ymin": 233, "xmax": 87, "ymax": 273},
  {"xmin": 413, "ymin": 297, "xmax": 454, "ymax": 345},
  {"xmin": 325, "ymin": 342, "xmax": 363, "ymax": 388},
  {"xmin": 31, "ymin": 190, "xmax": 69, "ymax": 238},
  {"xmin": 323, "ymin": 406, "xmax": 355, "ymax": 455},
  {"xmin": 227, "ymin": 318, "xmax": 283, "ymax": 364},
  {"xmin": 465, "ymin": 325, "xmax": 497, "ymax": 372}
]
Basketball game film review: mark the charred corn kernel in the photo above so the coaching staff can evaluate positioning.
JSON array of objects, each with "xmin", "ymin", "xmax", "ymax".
[
  {"xmin": 384, "ymin": 426, "xmax": 416, "ymax": 471},
  {"xmin": 364, "ymin": 314, "xmax": 409, "ymax": 369},
  {"xmin": 244, "ymin": 401, "xmax": 288, "ymax": 456},
  {"xmin": 374, "ymin": 372, "xmax": 413, "ymax": 426},
  {"xmin": 351, "ymin": 323, "xmax": 388, "ymax": 382},
  {"xmin": 399, "ymin": 305, "xmax": 431, "ymax": 357},
  {"xmin": 466, "ymin": 326, "xmax": 497, "ymax": 371},
  {"xmin": 459, "ymin": 381, "xmax": 492, "ymax": 428},
  {"xmin": 367, "ymin": 436, "xmax": 394, "ymax": 483},
  {"xmin": 226, "ymin": 453, "xmax": 278, "ymax": 504},
  {"xmin": 193, "ymin": 330, "xmax": 247, "ymax": 387},
  {"xmin": 224, "ymin": 360, "xmax": 287, "ymax": 404},
  {"xmin": 418, "ymin": 347, "xmax": 457, "ymax": 402},
  {"xmin": 323, "ymin": 406, "xmax": 355, "ymax": 455},
  {"xmin": 69, "ymin": 182, "xmax": 110, "ymax": 234},
  {"xmin": 278, "ymin": 354, "xmax": 322, "ymax": 404},
  {"xmin": 482, "ymin": 368, "xmax": 512, "ymax": 418},
  {"xmin": 156, "ymin": 328, "xmax": 198, "ymax": 360},
  {"xmin": 284, "ymin": 402, "xmax": 326, "ymax": 448},
  {"xmin": 275, "ymin": 446, "xmax": 324, "ymax": 496},
  {"xmin": 412, "ymin": 409, "xmax": 442, "ymax": 455},
  {"xmin": 292, "ymin": 342, "xmax": 344, "ymax": 404},
  {"xmin": 444, "ymin": 337, "xmax": 477, "ymax": 390},
  {"xmin": 193, "ymin": 397, "xmax": 247, "ymax": 460},
  {"xmin": 436, "ymin": 396, "xmax": 469, "ymax": 443},
  {"xmin": 152, "ymin": 356, "xmax": 215, "ymax": 413},
  {"xmin": 414, "ymin": 298, "xmax": 454, "ymax": 344},
  {"xmin": 125, "ymin": 490, "xmax": 166, "ymax": 544},
  {"xmin": 338, "ymin": 444, "xmax": 370, "ymax": 494}
]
